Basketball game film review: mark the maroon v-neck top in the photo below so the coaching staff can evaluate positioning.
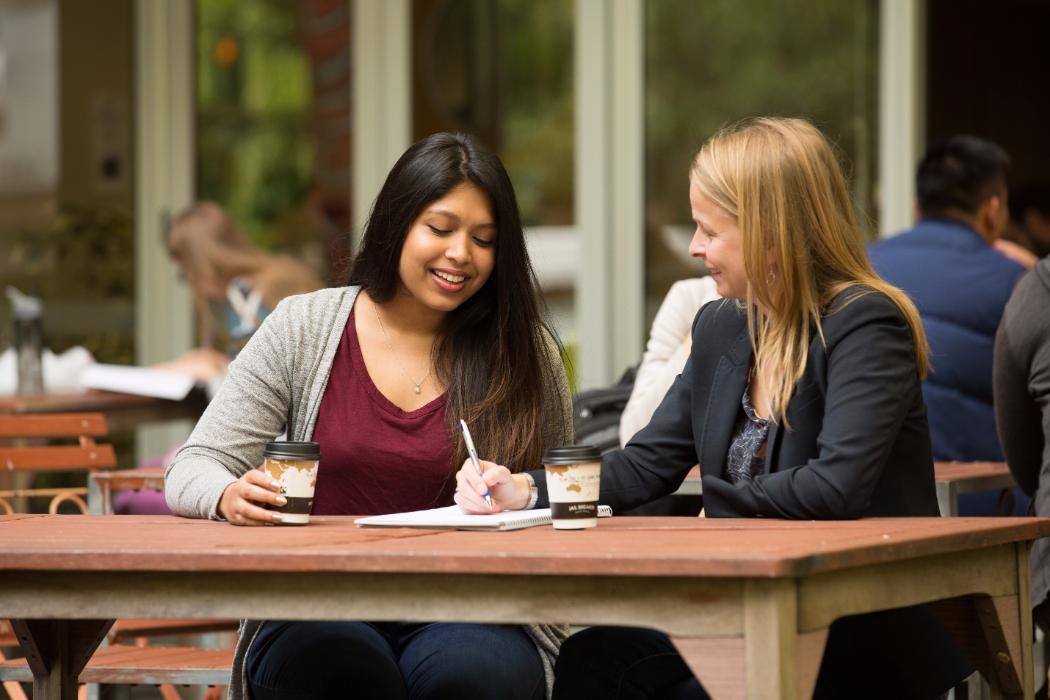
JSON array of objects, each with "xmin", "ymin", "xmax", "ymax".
[{"xmin": 310, "ymin": 308, "xmax": 455, "ymax": 516}]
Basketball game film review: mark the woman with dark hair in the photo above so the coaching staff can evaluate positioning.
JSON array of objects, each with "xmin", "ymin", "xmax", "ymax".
[{"xmin": 166, "ymin": 132, "xmax": 573, "ymax": 700}]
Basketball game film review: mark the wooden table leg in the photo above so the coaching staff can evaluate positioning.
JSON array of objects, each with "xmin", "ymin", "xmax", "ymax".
[
  {"xmin": 936, "ymin": 480, "xmax": 959, "ymax": 516},
  {"xmin": 10, "ymin": 619, "xmax": 113, "ymax": 700},
  {"xmin": 672, "ymin": 580, "xmax": 828, "ymax": 700},
  {"xmin": 930, "ymin": 544, "xmax": 1035, "ymax": 700},
  {"xmin": 989, "ymin": 543, "xmax": 1035, "ymax": 700},
  {"xmin": 744, "ymin": 579, "xmax": 826, "ymax": 700}
]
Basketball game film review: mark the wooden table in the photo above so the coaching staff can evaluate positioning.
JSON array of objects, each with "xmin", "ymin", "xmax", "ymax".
[
  {"xmin": 86, "ymin": 468, "xmax": 166, "ymax": 515},
  {"xmin": 0, "ymin": 389, "xmax": 208, "ymax": 434},
  {"xmin": 0, "ymin": 514, "xmax": 1046, "ymax": 700},
  {"xmin": 935, "ymin": 461, "xmax": 1017, "ymax": 517}
]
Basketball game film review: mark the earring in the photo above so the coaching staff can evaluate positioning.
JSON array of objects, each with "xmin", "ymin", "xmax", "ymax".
[{"xmin": 767, "ymin": 268, "xmax": 777, "ymax": 285}]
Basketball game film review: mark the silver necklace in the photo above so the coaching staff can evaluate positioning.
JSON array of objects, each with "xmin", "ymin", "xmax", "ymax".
[{"xmin": 372, "ymin": 300, "xmax": 431, "ymax": 394}]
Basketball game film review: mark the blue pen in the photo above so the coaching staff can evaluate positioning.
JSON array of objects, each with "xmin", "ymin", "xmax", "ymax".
[{"xmin": 459, "ymin": 419, "xmax": 493, "ymax": 509}]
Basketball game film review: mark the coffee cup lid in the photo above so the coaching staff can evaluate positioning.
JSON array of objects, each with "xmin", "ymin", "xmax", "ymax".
[
  {"xmin": 543, "ymin": 445, "xmax": 602, "ymax": 465},
  {"xmin": 264, "ymin": 441, "xmax": 321, "ymax": 460}
]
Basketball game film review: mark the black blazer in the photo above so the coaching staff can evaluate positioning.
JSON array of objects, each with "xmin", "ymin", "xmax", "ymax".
[
  {"xmin": 536, "ymin": 287, "xmax": 939, "ymax": 518},
  {"xmin": 533, "ymin": 288, "xmax": 971, "ymax": 697}
]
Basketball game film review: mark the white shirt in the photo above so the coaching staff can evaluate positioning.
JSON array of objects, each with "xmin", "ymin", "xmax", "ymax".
[{"xmin": 619, "ymin": 277, "xmax": 721, "ymax": 446}]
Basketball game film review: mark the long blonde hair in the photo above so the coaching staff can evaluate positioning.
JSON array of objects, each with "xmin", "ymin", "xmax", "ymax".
[
  {"xmin": 167, "ymin": 202, "xmax": 323, "ymax": 346},
  {"xmin": 690, "ymin": 117, "xmax": 928, "ymax": 426}
]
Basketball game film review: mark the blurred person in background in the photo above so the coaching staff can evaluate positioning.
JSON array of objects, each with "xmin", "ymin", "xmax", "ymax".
[
  {"xmin": 1002, "ymin": 181, "xmax": 1050, "ymax": 260},
  {"xmin": 119, "ymin": 203, "xmax": 323, "ymax": 516},
  {"xmin": 157, "ymin": 201, "xmax": 324, "ymax": 390},
  {"xmin": 868, "ymin": 135, "xmax": 1028, "ymax": 515},
  {"xmin": 618, "ymin": 276, "xmax": 720, "ymax": 447}
]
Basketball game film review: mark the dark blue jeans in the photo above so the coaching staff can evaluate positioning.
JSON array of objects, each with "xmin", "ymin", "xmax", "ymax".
[{"xmin": 247, "ymin": 620, "xmax": 545, "ymax": 700}]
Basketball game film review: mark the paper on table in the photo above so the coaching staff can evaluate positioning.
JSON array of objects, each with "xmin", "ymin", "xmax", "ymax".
[
  {"xmin": 79, "ymin": 363, "xmax": 197, "ymax": 400},
  {"xmin": 355, "ymin": 504, "xmax": 613, "ymax": 531}
]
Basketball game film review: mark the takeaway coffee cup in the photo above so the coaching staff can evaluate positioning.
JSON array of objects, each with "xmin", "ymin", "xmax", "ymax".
[
  {"xmin": 543, "ymin": 445, "xmax": 602, "ymax": 529},
  {"xmin": 262, "ymin": 441, "xmax": 320, "ymax": 525}
]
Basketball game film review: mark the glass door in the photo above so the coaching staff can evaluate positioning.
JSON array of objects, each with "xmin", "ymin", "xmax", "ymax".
[{"xmin": 410, "ymin": 0, "xmax": 579, "ymax": 383}]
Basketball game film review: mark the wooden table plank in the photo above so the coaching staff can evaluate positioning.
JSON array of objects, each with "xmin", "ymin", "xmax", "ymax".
[{"xmin": 0, "ymin": 515, "xmax": 1047, "ymax": 579}]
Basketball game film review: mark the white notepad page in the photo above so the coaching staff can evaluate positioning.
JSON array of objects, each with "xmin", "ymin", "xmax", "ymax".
[{"xmin": 355, "ymin": 505, "xmax": 612, "ymax": 531}]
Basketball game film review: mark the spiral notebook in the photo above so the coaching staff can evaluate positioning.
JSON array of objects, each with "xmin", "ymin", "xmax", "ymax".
[{"xmin": 355, "ymin": 505, "xmax": 613, "ymax": 531}]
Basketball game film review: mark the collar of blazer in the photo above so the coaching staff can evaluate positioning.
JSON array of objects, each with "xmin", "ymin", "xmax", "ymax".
[{"xmin": 699, "ymin": 321, "xmax": 752, "ymax": 481}]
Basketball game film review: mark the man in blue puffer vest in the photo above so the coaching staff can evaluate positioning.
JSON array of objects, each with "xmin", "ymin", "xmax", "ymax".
[{"xmin": 869, "ymin": 135, "xmax": 1029, "ymax": 514}]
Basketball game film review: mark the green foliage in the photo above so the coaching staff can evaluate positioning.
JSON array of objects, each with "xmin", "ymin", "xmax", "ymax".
[
  {"xmin": 2, "ymin": 204, "xmax": 135, "ymax": 363},
  {"xmin": 196, "ymin": 0, "xmax": 314, "ymax": 251},
  {"xmin": 644, "ymin": 0, "xmax": 879, "ymax": 300},
  {"xmin": 414, "ymin": 0, "xmax": 575, "ymax": 227},
  {"xmin": 646, "ymin": 0, "xmax": 878, "ymax": 228},
  {"xmin": 561, "ymin": 340, "xmax": 578, "ymax": 396},
  {"xmin": 497, "ymin": 0, "xmax": 574, "ymax": 226},
  {"xmin": 5, "ymin": 204, "xmax": 133, "ymax": 298}
]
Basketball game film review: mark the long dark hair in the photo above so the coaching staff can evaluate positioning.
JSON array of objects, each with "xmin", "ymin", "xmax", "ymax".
[{"xmin": 348, "ymin": 132, "xmax": 563, "ymax": 472}]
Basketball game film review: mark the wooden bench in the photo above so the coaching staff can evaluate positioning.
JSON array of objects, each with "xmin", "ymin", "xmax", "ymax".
[{"xmin": 0, "ymin": 643, "xmax": 233, "ymax": 687}]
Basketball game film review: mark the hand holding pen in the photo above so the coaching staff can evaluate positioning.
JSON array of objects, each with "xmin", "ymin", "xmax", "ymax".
[
  {"xmin": 459, "ymin": 420, "xmax": 492, "ymax": 509},
  {"xmin": 453, "ymin": 421, "xmax": 535, "ymax": 514}
]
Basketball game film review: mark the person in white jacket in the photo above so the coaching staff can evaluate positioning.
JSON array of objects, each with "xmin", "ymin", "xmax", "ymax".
[{"xmin": 619, "ymin": 276, "xmax": 720, "ymax": 446}]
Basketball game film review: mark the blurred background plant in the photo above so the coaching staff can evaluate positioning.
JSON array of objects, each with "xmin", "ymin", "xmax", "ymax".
[{"xmin": 1, "ymin": 203, "xmax": 134, "ymax": 364}]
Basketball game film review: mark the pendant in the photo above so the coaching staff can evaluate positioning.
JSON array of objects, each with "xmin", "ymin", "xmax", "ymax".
[{"xmin": 414, "ymin": 386, "xmax": 421, "ymax": 394}]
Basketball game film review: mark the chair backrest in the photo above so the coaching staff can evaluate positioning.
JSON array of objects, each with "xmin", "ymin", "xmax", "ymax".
[
  {"xmin": 0, "ymin": 412, "xmax": 116, "ymax": 514},
  {"xmin": 572, "ymin": 366, "xmax": 636, "ymax": 456}
]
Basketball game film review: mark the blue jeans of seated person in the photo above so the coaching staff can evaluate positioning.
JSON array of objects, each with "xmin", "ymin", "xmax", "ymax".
[{"xmin": 248, "ymin": 620, "xmax": 545, "ymax": 700}]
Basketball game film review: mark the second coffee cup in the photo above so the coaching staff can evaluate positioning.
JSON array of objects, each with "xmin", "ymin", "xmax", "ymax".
[
  {"xmin": 261, "ymin": 441, "xmax": 320, "ymax": 525},
  {"xmin": 542, "ymin": 445, "xmax": 602, "ymax": 529}
]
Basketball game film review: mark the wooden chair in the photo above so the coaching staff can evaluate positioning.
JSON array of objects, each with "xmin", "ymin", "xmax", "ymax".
[
  {"xmin": 0, "ymin": 413, "xmax": 233, "ymax": 699},
  {"xmin": 0, "ymin": 413, "xmax": 115, "ymax": 514},
  {"xmin": 0, "ymin": 620, "xmax": 28, "ymax": 700}
]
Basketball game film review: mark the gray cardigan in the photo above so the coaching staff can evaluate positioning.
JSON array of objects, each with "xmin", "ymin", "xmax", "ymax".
[
  {"xmin": 166, "ymin": 286, "xmax": 574, "ymax": 699},
  {"xmin": 994, "ymin": 258, "xmax": 1050, "ymax": 608}
]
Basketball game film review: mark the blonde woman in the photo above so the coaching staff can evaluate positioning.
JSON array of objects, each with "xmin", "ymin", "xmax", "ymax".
[
  {"xmin": 166, "ymin": 202, "xmax": 324, "ymax": 352},
  {"xmin": 159, "ymin": 203, "xmax": 323, "ymax": 386},
  {"xmin": 456, "ymin": 118, "xmax": 972, "ymax": 698}
]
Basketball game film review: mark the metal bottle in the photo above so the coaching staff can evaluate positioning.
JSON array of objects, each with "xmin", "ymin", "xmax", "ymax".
[{"xmin": 6, "ymin": 286, "xmax": 45, "ymax": 395}]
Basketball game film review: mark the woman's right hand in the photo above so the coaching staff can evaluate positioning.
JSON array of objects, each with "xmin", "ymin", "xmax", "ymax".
[
  {"xmin": 454, "ymin": 459, "xmax": 531, "ymax": 514},
  {"xmin": 218, "ymin": 468, "xmax": 286, "ymax": 526}
]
